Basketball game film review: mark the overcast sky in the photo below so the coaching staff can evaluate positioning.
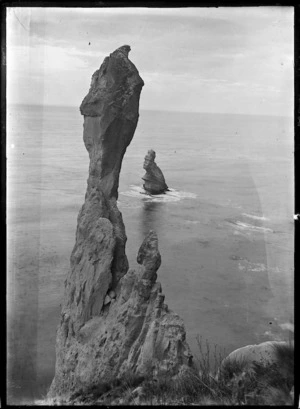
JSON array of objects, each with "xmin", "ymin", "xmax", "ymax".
[{"xmin": 7, "ymin": 6, "xmax": 293, "ymax": 115}]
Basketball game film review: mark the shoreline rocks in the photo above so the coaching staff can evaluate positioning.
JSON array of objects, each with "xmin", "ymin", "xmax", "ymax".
[
  {"xmin": 142, "ymin": 149, "xmax": 169, "ymax": 195},
  {"xmin": 48, "ymin": 46, "xmax": 194, "ymax": 400}
]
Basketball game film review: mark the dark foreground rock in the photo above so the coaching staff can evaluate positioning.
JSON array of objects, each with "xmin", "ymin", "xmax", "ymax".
[
  {"xmin": 217, "ymin": 341, "xmax": 294, "ymax": 405},
  {"xmin": 48, "ymin": 46, "xmax": 193, "ymax": 400},
  {"xmin": 142, "ymin": 149, "xmax": 169, "ymax": 194},
  {"xmin": 218, "ymin": 340, "xmax": 294, "ymax": 380}
]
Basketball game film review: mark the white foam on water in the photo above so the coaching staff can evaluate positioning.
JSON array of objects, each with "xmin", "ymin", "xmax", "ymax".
[
  {"xmin": 117, "ymin": 201, "xmax": 141, "ymax": 209},
  {"xmin": 242, "ymin": 213, "xmax": 269, "ymax": 221},
  {"xmin": 238, "ymin": 261, "xmax": 267, "ymax": 273},
  {"xmin": 235, "ymin": 221, "xmax": 273, "ymax": 233},
  {"xmin": 263, "ymin": 331, "xmax": 282, "ymax": 341},
  {"xmin": 278, "ymin": 322, "xmax": 294, "ymax": 332},
  {"xmin": 120, "ymin": 185, "xmax": 197, "ymax": 203},
  {"xmin": 233, "ymin": 229, "xmax": 250, "ymax": 237},
  {"xmin": 185, "ymin": 220, "xmax": 200, "ymax": 225},
  {"xmin": 249, "ymin": 263, "xmax": 267, "ymax": 272}
]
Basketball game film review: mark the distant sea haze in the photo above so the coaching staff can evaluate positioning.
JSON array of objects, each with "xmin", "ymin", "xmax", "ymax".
[{"xmin": 7, "ymin": 103, "xmax": 294, "ymax": 404}]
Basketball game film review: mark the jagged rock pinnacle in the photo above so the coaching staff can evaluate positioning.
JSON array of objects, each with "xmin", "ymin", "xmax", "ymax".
[{"xmin": 48, "ymin": 47, "xmax": 194, "ymax": 401}]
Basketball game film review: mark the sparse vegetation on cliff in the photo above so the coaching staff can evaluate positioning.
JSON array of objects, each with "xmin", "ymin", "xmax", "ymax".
[{"xmin": 38, "ymin": 338, "xmax": 294, "ymax": 406}]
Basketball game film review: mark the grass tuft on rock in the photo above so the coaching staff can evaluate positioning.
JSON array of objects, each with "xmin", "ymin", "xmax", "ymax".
[{"xmin": 45, "ymin": 337, "xmax": 294, "ymax": 406}]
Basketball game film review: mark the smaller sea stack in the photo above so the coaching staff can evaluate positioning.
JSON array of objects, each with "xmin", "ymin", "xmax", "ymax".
[{"xmin": 142, "ymin": 150, "xmax": 168, "ymax": 195}]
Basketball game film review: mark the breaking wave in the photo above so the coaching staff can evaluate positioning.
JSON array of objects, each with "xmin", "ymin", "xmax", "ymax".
[
  {"xmin": 234, "ymin": 221, "xmax": 273, "ymax": 232},
  {"xmin": 242, "ymin": 213, "xmax": 269, "ymax": 221},
  {"xmin": 238, "ymin": 262, "xmax": 267, "ymax": 272},
  {"xmin": 226, "ymin": 219, "xmax": 273, "ymax": 233},
  {"xmin": 120, "ymin": 185, "xmax": 197, "ymax": 203}
]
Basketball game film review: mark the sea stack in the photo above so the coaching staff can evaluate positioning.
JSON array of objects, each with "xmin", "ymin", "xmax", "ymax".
[
  {"xmin": 48, "ymin": 46, "xmax": 193, "ymax": 401},
  {"xmin": 142, "ymin": 149, "xmax": 169, "ymax": 194}
]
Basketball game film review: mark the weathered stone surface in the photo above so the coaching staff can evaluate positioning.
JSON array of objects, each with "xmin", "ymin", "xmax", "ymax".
[
  {"xmin": 50, "ymin": 231, "xmax": 193, "ymax": 398},
  {"xmin": 104, "ymin": 294, "xmax": 112, "ymax": 305},
  {"xmin": 142, "ymin": 149, "xmax": 168, "ymax": 194},
  {"xmin": 108, "ymin": 290, "xmax": 116, "ymax": 299},
  {"xmin": 217, "ymin": 341, "xmax": 294, "ymax": 405},
  {"xmin": 221, "ymin": 341, "xmax": 287, "ymax": 369},
  {"xmin": 218, "ymin": 341, "xmax": 294, "ymax": 381},
  {"xmin": 48, "ymin": 46, "xmax": 194, "ymax": 400},
  {"xmin": 137, "ymin": 229, "xmax": 161, "ymax": 282}
]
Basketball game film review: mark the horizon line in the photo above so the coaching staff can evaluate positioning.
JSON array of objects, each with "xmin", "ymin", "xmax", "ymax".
[{"xmin": 7, "ymin": 102, "xmax": 293, "ymax": 119}]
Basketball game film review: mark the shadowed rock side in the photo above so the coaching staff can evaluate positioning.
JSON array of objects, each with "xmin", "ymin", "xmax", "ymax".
[
  {"xmin": 48, "ymin": 46, "xmax": 193, "ymax": 400},
  {"xmin": 142, "ymin": 149, "xmax": 169, "ymax": 194}
]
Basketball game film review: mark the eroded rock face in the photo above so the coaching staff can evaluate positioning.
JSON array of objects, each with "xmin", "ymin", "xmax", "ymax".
[
  {"xmin": 48, "ymin": 46, "xmax": 193, "ymax": 400},
  {"xmin": 142, "ymin": 149, "xmax": 168, "ymax": 194}
]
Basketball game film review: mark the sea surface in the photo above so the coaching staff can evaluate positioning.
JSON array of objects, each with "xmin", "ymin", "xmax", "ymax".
[{"xmin": 7, "ymin": 104, "xmax": 294, "ymax": 404}]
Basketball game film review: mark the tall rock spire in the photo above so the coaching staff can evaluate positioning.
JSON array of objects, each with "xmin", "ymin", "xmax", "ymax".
[
  {"xmin": 80, "ymin": 44, "xmax": 144, "ymax": 198},
  {"xmin": 48, "ymin": 46, "xmax": 194, "ymax": 401}
]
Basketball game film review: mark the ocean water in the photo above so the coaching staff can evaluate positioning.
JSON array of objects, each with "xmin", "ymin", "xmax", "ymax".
[{"xmin": 7, "ymin": 104, "xmax": 294, "ymax": 404}]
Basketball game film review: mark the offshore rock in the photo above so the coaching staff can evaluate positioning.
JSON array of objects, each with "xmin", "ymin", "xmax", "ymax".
[
  {"xmin": 49, "ymin": 47, "xmax": 193, "ymax": 400},
  {"xmin": 142, "ymin": 149, "xmax": 168, "ymax": 194}
]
